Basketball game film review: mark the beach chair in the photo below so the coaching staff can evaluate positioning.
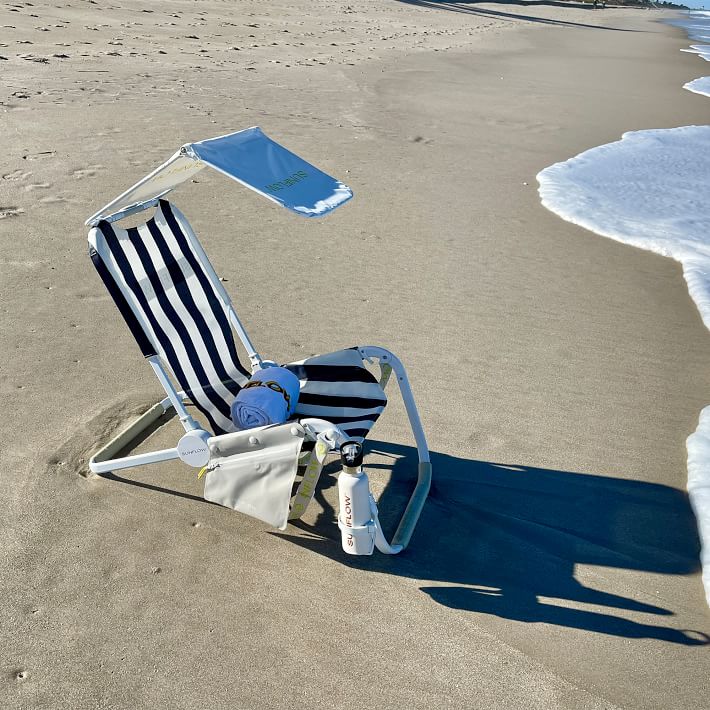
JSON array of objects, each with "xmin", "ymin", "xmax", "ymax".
[{"xmin": 85, "ymin": 127, "xmax": 430, "ymax": 555}]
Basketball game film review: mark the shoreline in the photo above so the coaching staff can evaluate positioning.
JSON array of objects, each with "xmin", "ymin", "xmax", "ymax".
[
  {"xmin": 536, "ymin": 8, "xmax": 710, "ymax": 607},
  {"xmin": 2, "ymin": 3, "xmax": 709, "ymax": 709}
]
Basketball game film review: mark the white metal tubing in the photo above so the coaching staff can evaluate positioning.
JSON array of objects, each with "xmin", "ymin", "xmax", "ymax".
[
  {"xmin": 147, "ymin": 356, "xmax": 199, "ymax": 432},
  {"xmin": 96, "ymin": 196, "xmax": 162, "ymax": 226},
  {"xmin": 89, "ymin": 399, "xmax": 172, "ymax": 473},
  {"xmin": 356, "ymin": 346, "xmax": 432, "ymax": 551},
  {"xmin": 357, "ymin": 346, "xmax": 430, "ymax": 464},
  {"xmin": 91, "ymin": 447, "xmax": 182, "ymax": 475},
  {"xmin": 84, "ymin": 151, "xmax": 188, "ymax": 226},
  {"xmin": 371, "ymin": 494, "xmax": 404, "ymax": 555},
  {"xmin": 226, "ymin": 306, "xmax": 263, "ymax": 371},
  {"xmin": 391, "ymin": 462, "xmax": 432, "ymax": 550}
]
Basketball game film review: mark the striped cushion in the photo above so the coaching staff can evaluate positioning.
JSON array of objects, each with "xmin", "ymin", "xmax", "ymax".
[{"xmin": 88, "ymin": 200, "xmax": 386, "ymax": 440}]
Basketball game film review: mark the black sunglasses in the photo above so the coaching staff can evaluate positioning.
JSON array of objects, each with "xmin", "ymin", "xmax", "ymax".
[{"xmin": 242, "ymin": 379, "xmax": 292, "ymax": 408}]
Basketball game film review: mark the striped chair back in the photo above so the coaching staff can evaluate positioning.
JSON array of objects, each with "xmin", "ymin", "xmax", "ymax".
[
  {"xmin": 89, "ymin": 199, "xmax": 250, "ymax": 434},
  {"xmin": 89, "ymin": 199, "xmax": 386, "ymax": 440}
]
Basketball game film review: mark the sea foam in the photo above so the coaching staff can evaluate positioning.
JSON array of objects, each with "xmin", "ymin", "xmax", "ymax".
[
  {"xmin": 538, "ymin": 126, "xmax": 710, "ymax": 324},
  {"xmin": 681, "ymin": 44, "xmax": 710, "ymax": 61},
  {"xmin": 538, "ymin": 121, "xmax": 710, "ymax": 603},
  {"xmin": 684, "ymin": 76, "xmax": 710, "ymax": 98},
  {"xmin": 674, "ymin": 12, "xmax": 710, "ymax": 97}
]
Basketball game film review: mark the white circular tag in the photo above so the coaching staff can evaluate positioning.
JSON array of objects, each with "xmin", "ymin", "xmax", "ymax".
[{"xmin": 177, "ymin": 431, "xmax": 211, "ymax": 468}]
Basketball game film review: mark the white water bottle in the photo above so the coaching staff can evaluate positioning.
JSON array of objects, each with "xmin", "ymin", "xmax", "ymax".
[{"xmin": 337, "ymin": 442, "xmax": 375, "ymax": 555}]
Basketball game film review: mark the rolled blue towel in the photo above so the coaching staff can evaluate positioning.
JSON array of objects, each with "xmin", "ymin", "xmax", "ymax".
[{"xmin": 231, "ymin": 366, "xmax": 301, "ymax": 431}]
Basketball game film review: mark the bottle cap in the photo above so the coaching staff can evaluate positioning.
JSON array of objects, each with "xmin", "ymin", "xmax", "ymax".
[{"xmin": 340, "ymin": 441, "xmax": 363, "ymax": 469}]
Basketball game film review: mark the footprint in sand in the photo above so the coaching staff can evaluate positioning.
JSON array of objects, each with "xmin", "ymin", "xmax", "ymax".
[
  {"xmin": 2, "ymin": 169, "xmax": 31, "ymax": 181},
  {"xmin": 0, "ymin": 260, "xmax": 42, "ymax": 271},
  {"xmin": 71, "ymin": 166, "xmax": 104, "ymax": 179},
  {"xmin": 0, "ymin": 207, "xmax": 24, "ymax": 219},
  {"xmin": 96, "ymin": 128, "xmax": 121, "ymax": 136},
  {"xmin": 22, "ymin": 151, "xmax": 55, "ymax": 161},
  {"xmin": 11, "ymin": 90, "xmax": 41, "ymax": 99}
]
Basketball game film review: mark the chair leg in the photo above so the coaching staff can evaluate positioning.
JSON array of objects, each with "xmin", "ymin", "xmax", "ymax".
[
  {"xmin": 391, "ymin": 461, "xmax": 432, "ymax": 549},
  {"xmin": 356, "ymin": 346, "xmax": 432, "ymax": 550},
  {"xmin": 90, "ymin": 355, "xmax": 206, "ymax": 476},
  {"xmin": 89, "ymin": 399, "xmax": 180, "ymax": 475}
]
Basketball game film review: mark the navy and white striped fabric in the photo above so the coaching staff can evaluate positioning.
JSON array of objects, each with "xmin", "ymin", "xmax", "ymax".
[
  {"xmin": 89, "ymin": 200, "xmax": 250, "ymax": 435},
  {"xmin": 286, "ymin": 348, "xmax": 386, "ymax": 440},
  {"xmin": 88, "ymin": 200, "xmax": 386, "ymax": 439}
]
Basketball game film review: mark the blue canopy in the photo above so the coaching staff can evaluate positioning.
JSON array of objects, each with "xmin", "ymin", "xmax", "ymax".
[
  {"xmin": 86, "ymin": 127, "xmax": 353, "ymax": 226},
  {"xmin": 189, "ymin": 127, "xmax": 352, "ymax": 216}
]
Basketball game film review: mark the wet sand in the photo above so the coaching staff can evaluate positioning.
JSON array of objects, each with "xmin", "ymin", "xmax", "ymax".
[{"xmin": 1, "ymin": 2, "xmax": 709, "ymax": 708}]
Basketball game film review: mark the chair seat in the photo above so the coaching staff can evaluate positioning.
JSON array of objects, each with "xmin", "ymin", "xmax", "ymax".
[{"xmin": 285, "ymin": 347, "xmax": 387, "ymax": 441}]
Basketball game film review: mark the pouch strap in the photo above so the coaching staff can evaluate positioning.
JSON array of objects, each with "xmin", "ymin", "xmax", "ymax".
[{"xmin": 288, "ymin": 438, "xmax": 330, "ymax": 520}]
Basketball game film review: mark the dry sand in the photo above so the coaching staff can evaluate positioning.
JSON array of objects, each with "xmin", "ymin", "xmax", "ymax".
[{"xmin": 2, "ymin": 1, "xmax": 709, "ymax": 708}]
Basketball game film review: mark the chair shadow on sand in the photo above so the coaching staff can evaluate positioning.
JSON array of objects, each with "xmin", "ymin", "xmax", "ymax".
[{"xmin": 277, "ymin": 441, "xmax": 709, "ymax": 646}]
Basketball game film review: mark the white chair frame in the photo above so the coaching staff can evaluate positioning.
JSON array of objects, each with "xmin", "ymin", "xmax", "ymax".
[{"xmin": 88, "ymin": 207, "xmax": 431, "ymax": 550}]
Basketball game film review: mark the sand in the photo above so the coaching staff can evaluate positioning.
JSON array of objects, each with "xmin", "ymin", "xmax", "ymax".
[{"xmin": 1, "ymin": 2, "xmax": 709, "ymax": 708}]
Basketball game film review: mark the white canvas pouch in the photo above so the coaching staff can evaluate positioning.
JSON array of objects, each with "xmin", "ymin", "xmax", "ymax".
[{"xmin": 203, "ymin": 423, "xmax": 306, "ymax": 530}]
